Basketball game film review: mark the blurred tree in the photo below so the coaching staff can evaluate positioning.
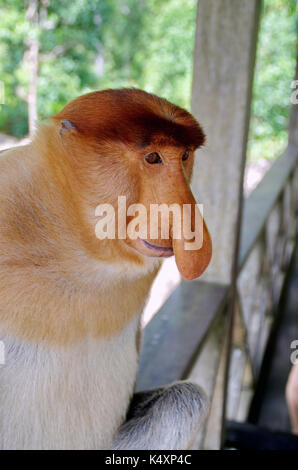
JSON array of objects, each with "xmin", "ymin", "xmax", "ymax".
[
  {"xmin": 0, "ymin": 0, "xmax": 28, "ymax": 136},
  {"xmin": 0, "ymin": 0, "xmax": 296, "ymax": 163},
  {"xmin": 26, "ymin": 0, "xmax": 40, "ymax": 136},
  {"xmin": 0, "ymin": 0, "xmax": 196, "ymax": 137},
  {"xmin": 0, "ymin": 0, "xmax": 115, "ymax": 136},
  {"xmin": 248, "ymin": 0, "xmax": 297, "ymax": 161},
  {"xmin": 99, "ymin": 0, "xmax": 196, "ymax": 109}
]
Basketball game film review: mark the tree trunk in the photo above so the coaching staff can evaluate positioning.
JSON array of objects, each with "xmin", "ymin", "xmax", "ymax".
[{"xmin": 26, "ymin": 0, "xmax": 39, "ymax": 137}]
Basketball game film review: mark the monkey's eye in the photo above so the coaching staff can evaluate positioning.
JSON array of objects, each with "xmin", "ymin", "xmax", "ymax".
[
  {"xmin": 182, "ymin": 150, "xmax": 190, "ymax": 161},
  {"xmin": 144, "ymin": 152, "xmax": 162, "ymax": 164}
]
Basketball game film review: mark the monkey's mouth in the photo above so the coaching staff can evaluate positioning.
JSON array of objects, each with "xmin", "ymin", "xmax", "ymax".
[{"xmin": 138, "ymin": 238, "xmax": 174, "ymax": 257}]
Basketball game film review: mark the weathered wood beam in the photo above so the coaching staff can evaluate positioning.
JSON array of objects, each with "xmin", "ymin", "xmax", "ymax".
[
  {"xmin": 191, "ymin": 0, "xmax": 262, "ymax": 284},
  {"xmin": 239, "ymin": 144, "xmax": 298, "ymax": 269},
  {"xmin": 136, "ymin": 280, "xmax": 228, "ymax": 391}
]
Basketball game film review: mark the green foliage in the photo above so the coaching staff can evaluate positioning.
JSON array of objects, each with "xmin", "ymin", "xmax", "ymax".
[
  {"xmin": 0, "ymin": 0, "xmax": 115, "ymax": 135},
  {"xmin": 0, "ymin": 0, "xmax": 297, "ymax": 164},
  {"xmin": 0, "ymin": 1, "xmax": 27, "ymax": 136},
  {"xmin": 248, "ymin": 0, "xmax": 297, "ymax": 161},
  {"xmin": 136, "ymin": 0, "xmax": 197, "ymax": 109},
  {"xmin": 0, "ymin": 0, "xmax": 196, "ymax": 137}
]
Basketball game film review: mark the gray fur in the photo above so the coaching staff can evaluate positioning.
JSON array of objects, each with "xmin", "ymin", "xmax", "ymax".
[{"xmin": 110, "ymin": 381, "xmax": 208, "ymax": 450}]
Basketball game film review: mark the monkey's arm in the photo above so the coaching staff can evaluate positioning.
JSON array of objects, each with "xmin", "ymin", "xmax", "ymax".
[{"xmin": 109, "ymin": 381, "xmax": 208, "ymax": 450}]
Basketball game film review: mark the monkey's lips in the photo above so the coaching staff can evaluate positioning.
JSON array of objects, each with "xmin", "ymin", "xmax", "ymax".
[{"xmin": 137, "ymin": 238, "xmax": 174, "ymax": 258}]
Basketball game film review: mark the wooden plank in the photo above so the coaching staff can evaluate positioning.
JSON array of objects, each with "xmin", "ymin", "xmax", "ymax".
[
  {"xmin": 236, "ymin": 359, "xmax": 254, "ymax": 422},
  {"xmin": 239, "ymin": 144, "xmax": 298, "ymax": 269},
  {"xmin": 188, "ymin": 313, "xmax": 226, "ymax": 449},
  {"xmin": 226, "ymin": 348, "xmax": 247, "ymax": 420},
  {"xmin": 202, "ymin": 321, "xmax": 229, "ymax": 450},
  {"xmin": 136, "ymin": 280, "xmax": 228, "ymax": 391}
]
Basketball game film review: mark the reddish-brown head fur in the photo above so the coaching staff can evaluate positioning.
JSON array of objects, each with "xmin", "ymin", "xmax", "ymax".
[{"xmin": 53, "ymin": 88, "xmax": 205, "ymax": 149}]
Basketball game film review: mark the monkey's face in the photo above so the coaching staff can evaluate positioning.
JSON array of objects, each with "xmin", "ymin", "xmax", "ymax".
[
  {"xmin": 53, "ymin": 88, "xmax": 212, "ymax": 281},
  {"xmin": 121, "ymin": 142, "xmax": 211, "ymax": 280}
]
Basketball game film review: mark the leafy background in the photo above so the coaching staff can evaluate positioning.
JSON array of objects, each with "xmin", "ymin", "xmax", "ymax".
[{"xmin": 0, "ymin": 0, "xmax": 297, "ymax": 163}]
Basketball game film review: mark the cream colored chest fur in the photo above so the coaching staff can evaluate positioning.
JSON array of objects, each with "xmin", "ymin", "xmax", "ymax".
[{"xmin": 0, "ymin": 315, "xmax": 140, "ymax": 450}]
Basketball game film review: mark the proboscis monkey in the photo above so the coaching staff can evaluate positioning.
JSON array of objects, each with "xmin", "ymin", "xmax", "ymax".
[{"xmin": 0, "ymin": 89, "xmax": 211, "ymax": 450}]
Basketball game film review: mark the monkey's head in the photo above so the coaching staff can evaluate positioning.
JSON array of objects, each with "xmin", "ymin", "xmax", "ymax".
[{"xmin": 51, "ymin": 89, "xmax": 211, "ymax": 280}]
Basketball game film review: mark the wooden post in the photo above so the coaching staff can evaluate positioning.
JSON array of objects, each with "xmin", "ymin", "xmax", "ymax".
[{"xmin": 191, "ymin": 0, "xmax": 262, "ymax": 284}]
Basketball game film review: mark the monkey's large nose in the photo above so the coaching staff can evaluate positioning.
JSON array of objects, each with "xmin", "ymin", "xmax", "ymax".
[
  {"xmin": 172, "ymin": 217, "xmax": 212, "ymax": 280},
  {"xmin": 170, "ymin": 193, "xmax": 212, "ymax": 281}
]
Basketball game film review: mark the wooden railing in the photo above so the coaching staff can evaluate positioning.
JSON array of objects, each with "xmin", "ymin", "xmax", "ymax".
[
  {"xmin": 137, "ymin": 0, "xmax": 298, "ymax": 450},
  {"xmin": 137, "ymin": 144, "xmax": 297, "ymax": 449}
]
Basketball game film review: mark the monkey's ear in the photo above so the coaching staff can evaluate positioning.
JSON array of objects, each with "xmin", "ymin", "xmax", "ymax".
[{"xmin": 59, "ymin": 119, "xmax": 77, "ymax": 136}]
